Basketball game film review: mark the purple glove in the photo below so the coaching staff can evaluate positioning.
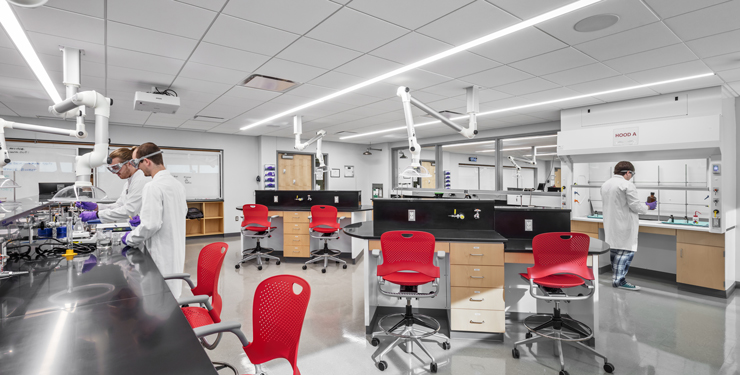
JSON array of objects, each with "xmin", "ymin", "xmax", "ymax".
[
  {"xmin": 76, "ymin": 201, "xmax": 98, "ymax": 210},
  {"xmin": 80, "ymin": 211, "xmax": 98, "ymax": 222},
  {"xmin": 129, "ymin": 215, "xmax": 141, "ymax": 227},
  {"xmin": 121, "ymin": 232, "xmax": 129, "ymax": 245},
  {"xmin": 646, "ymin": 201, "xmax": 657, "ymax": 210}
]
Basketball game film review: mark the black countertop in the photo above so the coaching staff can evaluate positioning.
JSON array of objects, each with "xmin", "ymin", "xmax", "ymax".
[
  {"xmin": 0, "ymin": 244, "xmax": 217, "ymax": 375},
  {"xmin": 505, "ymin": 238, "xmax": 610, "ymax": 255},
  {"xmin": 343, "ymin": 221, "xmax": 508, "ymax": 242},
  {"xmin": 236, "ymin": 205, "xmax": 374, "ymax": 212}
]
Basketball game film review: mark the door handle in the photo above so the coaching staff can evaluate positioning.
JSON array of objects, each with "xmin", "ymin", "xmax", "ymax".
[
  {"xmin": 293, "ymin": 179, "xmax": 296, "ymax": 185},
  {"xmin": 680, "ymin": 248, "xmax": 683, "ymax": 258},
  {"xmin": 470, "ymin": 276, "xmax": 484, "ymax": 279},
  {"xmin": 470, "ymin": 320, "xmax": 485, "ymax": 324},
  {"xmin": 283, "ymin": 169, "xmax": 286, "ymax": 174},
  {"xmin": 470, "ymin": 254, "xmax": 484, "ymax": 256},
  {"xmin": 469, "ymin": 298, "xmax": 484, "ymax": 302}
]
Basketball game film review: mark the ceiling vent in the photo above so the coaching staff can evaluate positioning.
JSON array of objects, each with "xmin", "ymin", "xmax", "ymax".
[
  {"xmin": 334, "ymin": 130, "xmax": 357, "ymax": 135},
  {"xmin": 193, "ymin": 115, "xmax": 224, "ymax": 123},
  {"xmin": 241, "ymin": 74, "xmax": 299, "ymax": 92}
]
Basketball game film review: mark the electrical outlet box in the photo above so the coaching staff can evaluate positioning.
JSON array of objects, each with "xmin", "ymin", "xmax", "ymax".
[
  {"xmin": 274, "ymin": 196, "xmax": 278, "ymax": 203},
  {"xmin": 334, "ymin": 196, "xmax": 339, "ymax": 203},
  {"xmin": 525, "ymin": 219, "xmax": 533, "ymax": 231},
  {"xmin": 235, "ymin": 216, "xmax": 239, "ymax": 221},
  {"xmin": 408, "ymin": 210, "xmax": 416, "ymax": 221}
]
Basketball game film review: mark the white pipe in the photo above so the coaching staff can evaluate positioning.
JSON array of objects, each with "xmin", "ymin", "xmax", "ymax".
[
  {"xmin": 397, "ymin": 86, "xmax": 479, "ymax": 140},
  {"xmin": 397, "ymin": 87, "xmax": 422, "ymax": 168},
  {"xmin": 0, "ymin": 119, "xmax": 77, "ymax": 137}
]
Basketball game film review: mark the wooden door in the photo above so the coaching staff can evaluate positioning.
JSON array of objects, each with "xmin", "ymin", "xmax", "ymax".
[
  {"xmin": 676, "ymin": 243, "xmax": 725, "ymax": 290},
  {"xmin": 278, "ymin": 154, "xmax": 313, "ymax": 190},
  {"xmin": 554, "ymin": 168, "xmax": 561, "ymax": 188},
  {"xmin": 421, "ymin": 161, "xmax": 436, "ymax": 189}
]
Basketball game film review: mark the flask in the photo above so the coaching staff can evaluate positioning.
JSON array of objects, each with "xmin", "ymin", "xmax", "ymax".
[{"xmin": 647, "ymin": 192, "xmax": 656, "ymax": 203}]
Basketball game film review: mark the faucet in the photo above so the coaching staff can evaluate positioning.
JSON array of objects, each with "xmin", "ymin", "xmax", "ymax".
[
  {"xmin": 307, "ymin": 195, "xmax": 312, "ymax": 201},
  {"xmin": 448, "ymin": 209, "xmax": 465, "ymax": 220},
  {"xmin": 295, "ymin": 195, "xmax": 304, "ymax": 201},
  {"xmin": 474, "ymin": 209, "xmax": 481, "ymax": 220}
]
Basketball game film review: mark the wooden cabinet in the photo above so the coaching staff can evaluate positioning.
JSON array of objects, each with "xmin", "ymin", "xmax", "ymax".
[
  {"xmin": 283, "ymin": 210, "xmax": 312, "ymax": 257},
  {"xmin": 677, "ymin": 230, "xmax": 725, "ymax": 290},
  {"xmin": 570, "ymin": 220, "xmax": 599, "ymax": 239},
  {"xmin": 186, "ymin": 201, "xmax": 224, "ymax": 237}
]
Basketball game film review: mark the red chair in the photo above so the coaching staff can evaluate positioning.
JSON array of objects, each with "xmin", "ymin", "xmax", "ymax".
[
  {"xmin": 369, "ymin": 231, "xmax": 449, "ymax": 373},
  {"xmin": 192, "ymin": 275, "xmax": 311, "ymax": 375},
  {"xmin": 236, "ymin": 204, "xmax": 281, "ymax": 270},
  {"xmin": 512, "ymin": 233, "xmax": 614, "ymax": 375},
  {"xmin": 302, "ymin": 205, "xmax": 347, "ymax": 273}
]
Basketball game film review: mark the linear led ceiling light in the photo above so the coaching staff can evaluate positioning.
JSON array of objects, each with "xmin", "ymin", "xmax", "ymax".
[
  {"xmin": 0, "ymin": 1, "xmax": 62, "ymax": 103},
  {"xmin": 442, "ymin": 140, "xmax": 496, "ymax": 148},
  {"xmin": 341, "ymin": 72, "xmax": 715, "ymax": 140},
  {"xmin": 240, "ymin": 0, "xmax": 603, "ymax": 131}
]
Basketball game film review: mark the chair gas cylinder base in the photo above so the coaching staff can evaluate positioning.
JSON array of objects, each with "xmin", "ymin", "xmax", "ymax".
[
  {"xmin": 303, "ymin": 205, "xmax": 347, "ymax": 273},
  {"xmin": 236, "ymin": 204, "xmax": 281, "ymax": 271},
  {"xmin": 512, "ymin": 233, "xmax": 615, "ymax": 375}
]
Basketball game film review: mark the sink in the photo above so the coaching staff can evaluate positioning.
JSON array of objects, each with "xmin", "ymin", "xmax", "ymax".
[{"xmin": 661, "ymin": 219, "xmax": 709, "ymax": 227}]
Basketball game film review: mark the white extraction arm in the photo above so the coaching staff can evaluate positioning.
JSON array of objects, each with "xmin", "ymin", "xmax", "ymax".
[{"xmin": 293, "ymin": 115, "xmax": 327, "ymax": 172}]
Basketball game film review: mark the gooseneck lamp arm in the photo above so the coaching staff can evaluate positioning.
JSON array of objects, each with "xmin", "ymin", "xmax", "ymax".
[{"xmin": 293, "ymin": 115, "xmax": 327, "ymax": 171}]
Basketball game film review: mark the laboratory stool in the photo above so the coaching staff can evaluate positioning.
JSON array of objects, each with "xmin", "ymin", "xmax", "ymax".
[
  {"xmin": 163, "ymin": 242, "xmax": 237, "ymax": 374},
  {"xmin": 236, "ymin": 204, "xmax": 281, "ymax": 270},
  {"xmin": 512, "ymin": 232, "xmax": 615, "ymax": 375},
  {"xmin": 193, "ymin": 275, "xmax": 311, "ymax": 375},
  {"xmin": 302, "ymin": 205, "xmax": 347, "ymax": 273},
  {"xmin": 369, "ymin": 231, "xmax": 450, "ymax": 373}
]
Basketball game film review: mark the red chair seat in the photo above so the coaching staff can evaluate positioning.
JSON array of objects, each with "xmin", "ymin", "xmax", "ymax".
[
  {"xmin": 519, "ymin": 273, "xmax": 589, "ymax": 288},
  {"xmin": 182, "ymin": 306, "xmax": 215, "ymax": 329},
  {"xmin": 244, "ymin": 225, "xmax": 275, "ymax": 232},
  {"xmin": 382, "ymin": 271, "xmax": 436, "ymax": 286}
]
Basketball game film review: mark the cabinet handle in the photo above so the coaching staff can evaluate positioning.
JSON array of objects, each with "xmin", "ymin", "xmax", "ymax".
[
  {"xmin": 470, "ymin": 320, "xmax": 485, "ymax": 324},
  {"xmin": 470, "ymin": 276, "xmax": 484, "ymax": 279},
  {"xmin": 680, "ymin": 248, "xmax": 683, "ymax": 258},
  {"xmin": 293, "ymin": 239, "xmax": 301, "ymax": 242},
  {"xmin": 469, "ymin": 298, "xmax": 484, "ymax": 302},
  {"xmin": 293, "ymin": 250, "xmax": 300, "ymax": 253},
  {"xmin": 470, "ymin": 254, "xmax": 484, "ymax": 256}
]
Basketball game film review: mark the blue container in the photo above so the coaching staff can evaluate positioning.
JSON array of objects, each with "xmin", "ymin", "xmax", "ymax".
[
  {"xmin": 37, "ymin": 228, "xmax": 53, "ymax": 238},
  {"xmin": 56, "ymin": 227, "xmax": 67, "ymax": 238}
]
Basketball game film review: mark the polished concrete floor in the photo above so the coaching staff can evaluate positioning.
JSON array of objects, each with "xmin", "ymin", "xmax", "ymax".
[{"xmin": 182, "ymin": 237, "xmax": 739, "ymax": 375}]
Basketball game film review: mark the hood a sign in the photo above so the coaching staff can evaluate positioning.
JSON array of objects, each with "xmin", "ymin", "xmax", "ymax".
[{"xmin": 613, "ymin": 127, "xmax": 638, "ymax": 146}]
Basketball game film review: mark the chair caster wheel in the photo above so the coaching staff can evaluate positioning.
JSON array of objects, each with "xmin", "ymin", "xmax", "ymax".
[
  {"xmin": 525, "ymin": 332, "xmax": 532, "ymax": 339},
  {"xmin": 512, "ymin": 348, "xmax": 520, "ymax": 359},
  {"xmin": 559, "ymin": 370, "xmax": 569, "ymax": 375},
  {"xmin": 442, "ymin": 341, "xmax": 450, "ymax": 350},
  {"xmin": 321, "ymin": 268, "xmax": 326, "ymax": 273},
  {"xmin": 257, "ymin": 266, "xmax": 262, "ymax": 271},
  {"xmin": 235, "ymin": 264, "xmax": 240, "ymax": 269},
  {"xmin": 276, "ymin": 261, "xmax": 281, "ymax": 265},
  {"xmin": 430, "ymin": 362, "xmax": 437, "ymax": 373},
  {"xmin": 603, "ymin": 363, "xmax": 615, "ymax": 373},
  {"xmin": 376, "ymin": 360, "xmax": 387, "ymax": 371},
  {"xmin": 371, "ymin": 338, "xmax": 380, "ymax": 347},
  {"xmin": 342, "ymin": 264, "xmax": 347, "ymax": 269},
  {"xmin": 302, "ymin": 265, "xmax": 307, "ymax": 270}
]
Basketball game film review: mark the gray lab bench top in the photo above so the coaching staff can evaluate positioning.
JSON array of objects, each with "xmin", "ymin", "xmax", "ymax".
[{"xmin": 0, "ymin": 244, "xmax": 217, "ymax": 375}]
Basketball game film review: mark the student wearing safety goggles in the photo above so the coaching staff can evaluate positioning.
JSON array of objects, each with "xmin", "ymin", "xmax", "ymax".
[
  {"xmin": 121, "ymin": 142, "xmax": 187, "ymax": 298},
  {"xmin": 76, "ymin": 147, "xmax": 151, "ymax": 223}
]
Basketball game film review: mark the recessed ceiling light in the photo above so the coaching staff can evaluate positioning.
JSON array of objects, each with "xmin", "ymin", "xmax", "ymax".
[
  {"xmin": 241, "ymin": 74, "xmax": 299, "ymax": 92},
  {"xmin": 574, "ymin": 14, "xmax": 619, "ymax": 33}
]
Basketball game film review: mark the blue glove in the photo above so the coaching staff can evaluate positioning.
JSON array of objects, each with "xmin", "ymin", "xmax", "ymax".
[
  {"xmin": 76, "ymin": 201, "xmax": 98, "ymax": 210},
  {"xmin": 129, "ymin": 215, "xmax": 141, "ymax": 227},
  {"xmin": 646, "ymin": 201, "xmax": 657, "ymax": 210},
  {"xmin": 121, "ymin": 232, "xmax": 129, "ymax": 245},
  {"xmin": 80, "ymin": 211, "xmax": 98, "ymax": 222}
]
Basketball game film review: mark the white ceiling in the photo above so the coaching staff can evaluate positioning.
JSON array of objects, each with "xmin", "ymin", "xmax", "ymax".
[{"xmin": 0, "ymin": 0, "xmax": 738, "ymax": 144}]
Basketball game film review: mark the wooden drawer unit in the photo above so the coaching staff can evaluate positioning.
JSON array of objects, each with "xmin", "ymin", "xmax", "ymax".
[
  {"xmin": 285, "ymin": 223, "xmax": 309, "ymax": 234},
  {"xmin": 284, "ymin": 211, "xmax": 310, "ymax": 223},
  {"xmin": 368, "ymin": 240, "xmax": 381, "ymax": 251},
  {"xmin": 450, "ymin": 287, "xmax": 504, "ymax": 311},
  {"xmin": 677, "ymin": 230, "xmax": 724, "ymax": 247},
  {"xmin": 571, "ymin": 220, "xmax": 599, "ymax": 234},
  {"xmin": 677, "ymin": 242, "xmax": 725, "ymax": 290},
  {"xmin": 284, "ymin": 245, "xmax": 311, "ymax": 257},
  {"xmin": 285, "ymin": 234, "xmax": 310, "ymax": 246},
  {"xmin": 450, "ymin": 309, "xmax": 505, "ymax": 333},
  {"xmin": 450, "ymin": 243, "xmax": 503, "ymax": 265},
  {"xmin": 450, "ymin": 265, "xmax": 504, "ymax": 288},
  {"xmin": 267, "ymin": 211, "xmax": 283, "ymax": 218}
]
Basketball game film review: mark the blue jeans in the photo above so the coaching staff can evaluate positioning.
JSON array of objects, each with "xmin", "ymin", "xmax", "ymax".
[{"xmin": 610, "ymin": 249, "xmax": 635, "ymax": 287}]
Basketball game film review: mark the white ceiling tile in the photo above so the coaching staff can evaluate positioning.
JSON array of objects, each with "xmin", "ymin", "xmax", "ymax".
[
  {"xmin": 717, "ymin": 67, "xmax": 740, "ymax": 83},
  {"xmin": 107, "ymin": 66, "xmax": 175, "ymax": 87},
  {"xmin": 175, "ymin": 0, "xmax": 227, "ymax": 12},
  {"xmin": 422, "ymin": 52, "xmax": 499, "ymax": 78},
  {"xmin": 207, "ymin": 123, "xmax": 244, "ymax": 134},
  {"xmin": 590, "ymin": 87, "xmax": 659, "ymax": 102},
  {"xmin": 370, "ymin": 32, "xmax": 451, "ymax": 65},
  {"xmin": 334, "ymin": 55, "xmax": 403, "ymax": 79},
  {"xmin": 461, "ymin": 65, "xmax": 533, "ymax": 88},
  {"xmin": 109, "ymin": 109, "xmax": 150, "ymax": 125},
  {"xmin": 495, "ymin": 114, "xmax": 549, "ymax": 126},
  {"xmin": 478, "ymin": 89, "xmax": 512, "ymax": 103},
  {"xmin": 309, "ymin": 71, "xmax": 363, "ymax": 90},
  {"xmin": 487, "ymin": 0, "xmax": 572, "ymax": 19},
  {"xmin": 179, "ymin": 120, "xmax": 218, "ymax": 131},
  {"xmin": 416, "ymin": 1, "xmax": 519, "ymax": 46},
  {"xmin": 169, "ymin": 76, "xmax": 233, "ymax": 95},
  {"xmin": 541, "ymin": 63, "xmax": 620, "ymax": 86},
  {"xmin": 419, "ymin": 79, "xmax": 479, "ymax": 97},
  {"xmin": 254, "ymin": 58, "xmax": 328, "ymax": 83},
  {"xmin": 306, "ymin": 8, "xmax": 409, "ymax": 53},
  {"xmin": 0, "ymin": 47, "xmax": 26, "ymax": 67},
  {"xmin": 626, "ymin": 60, "xmax": 715, "ymax": 83},
  {"xmin": 519, "ymin": 87, "xmax": 601, "ymax": 106},
  {"xmin": 510, "ymin": 47, "xmax": 596, "ymax": 76},
  {"xmin": 28, "ymin": 32, "xmax": 105, "ymax": 64},
  {"xmin": 725, "ymin": 81, "xmax": 740, "ymax": 96},
  {"xmin": 107, "ymin": 21, "xmax": 198, "ymax": 60},
  {"xmin": 537, "ymin": 0, "xmax": 659, "ymax": 45},
  {"xmin": 495, "ymin": 78, "xmax": 560, "ymax": 96},
  {"xmin": 145, "ymin": 114, "xmax": 188, "ymax": 128},
  {"xmin": 568, "ymin": 75, "xmax": 643, "ymax": 94},
  {"xmin": 284, "ymin": 84, "xmax": 336, "ymax": 99},
  {"xmin": 223, "ymin": 86, "xmax": 282, "ymax": 101},
  {"xmin": 685, "ymin": 29, "xmax": 740, "ymax": 59},
  {"xmin": 45, "ymin": 0, "xmax": 105, "ymax": 18},
  {"xmin": 204, "ymin": 15, "xmax": 299, "ymax": 56},
  {"xmin": 664, "ymin": 1, "xmax": 740, "ymax": 41},
  {"xmin": 382, "ymin": 69, "xmax": 453, "ymax": 90},
  {"xmin": 519, "ymin": 109, "xmax": 561, "ymax": 121},
  {"xmin": 38, "ymin": 54, "xmax": 106, "ymax": 79},
  {"xmin": 15, "ymin": 6, "xmax": 104, "ymax": 44},
  {"xmin": 322, "ymin": 92, "xmax": 380, "ymax": 107},
  {"xmin": 0, "ymin": 63, "xmax": 35, "ymax": 81},
  {"xmin": 162, "ymin": 89, "xmax": 220, "ymax": 104},
  {"xmin": 107, "ymin": 47, "xmax": 185, "ymax": 75},
  {"xmin": 644, "ymin": 0, "xmax": 729, "ymax": 19},
  {"xmin": 428, "ymin": 97, "xmax": 466, "ymax": 112},
  {"xmin": 208, "ymin": 94, "xmax": 265, "ymax": 110},
  {"xmin": 197, "ymin": 102, "xmax": 251, "ymax": 119},
  {"xmin": 0, "ymin": 28, "xmax": 13, "ymax": 49},
  {"xmin": 349, "ymin": 0, "xmax": 475, "ymax": 30},
  {"xmin": 224, "ymin": 0, "xmax": 340, "ymax": 34},
  {"xmin": 0, "ymin": 101, "xmax": 17, "ymax": 116},
  {"xmin": 276, "ymin": 37, "xmax": 362, "ymax": 70},
  {"xmin": 351, "ymin": 82, "xmax": 401, "ymax": 99},
  {"xmin": 603, "ymin": 44, "xmax": 699, "ymax": 74},
  {"xmin": 178, "ymin": 61, "xmax": 249, "ymax": 85},
  {"xmin": 189, "ymin": 43, "xmax": 270, "ymax": 73},
  {"xmin": 469, "ymin": 27, "xmax": 566, "ymax": 64},
  {"xmin": 703, "ymin": 51, "xmax": 740, "ymax": 72},
  {"xmin": 575, "ymin": 22, "xmax": 681, "ymax": 61},
  {"xmin": 108, "ymin": 0, "xmax": 216, "ymax": 39}
]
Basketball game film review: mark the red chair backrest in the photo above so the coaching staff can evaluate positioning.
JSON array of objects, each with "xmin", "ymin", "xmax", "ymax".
[
  {"xmin": 309, "ymin": 205, "xmax": 337, "ymax": 229},
  {"xmin": 242, "ymin": 204, "xmax": 270, "ymax": 229},
  {"xmin": 246, "ymin": 275, "xmax": 311, "ymax": 375},
  {"xmin": 191, "ymin": 242, "xmax": 229, "ymax": 323},
  {"xmin": 529, "ymin": 232, "xmax": 591, "ymax": 280},
  {"xmin": 379, "ymin": 231, "xmax": 439, "ymax": 278}
]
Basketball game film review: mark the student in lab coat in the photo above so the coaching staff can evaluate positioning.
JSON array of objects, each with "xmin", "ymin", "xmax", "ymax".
[
  {"xmin": 121, "ymin": 142, "xmax": 188, "ymax": 298},
  {"xmin": 600, "ymin": 161, "xmax": 657, "ymax": 291},
  {"xmin": 77, "ymin": 147, "xmax": 151, "ymax": 223}
]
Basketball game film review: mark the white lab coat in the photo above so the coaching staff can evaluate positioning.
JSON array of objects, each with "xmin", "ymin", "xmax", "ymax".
[
  {"xmin": 126, "ymin": 170, "xmax": 187, "ymax": 297},
  {"xmin": 97, "ymin": 169, "xmax": 150, "ymax": 223},
  {"xmin": 600, "ymin": 175, "xmax": 648, "ymax": 252}
]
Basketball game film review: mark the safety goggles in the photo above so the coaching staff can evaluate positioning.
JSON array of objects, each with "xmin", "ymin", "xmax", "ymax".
[
  {"xmin": 131, "ymin": 150, "xmax": 163, "ymax": 169},
  {"xmin": 107, "ymin": 160, "xmax": 132, "ymax": 174},
  {"xmin": 620, "ymin": 170, "xmax": 635, "ymax": 176}
]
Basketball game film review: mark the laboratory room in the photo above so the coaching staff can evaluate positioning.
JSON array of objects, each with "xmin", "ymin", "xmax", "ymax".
[{"xmin": 1, "ymin": 1, "xmax": 740, "ymax": 375}]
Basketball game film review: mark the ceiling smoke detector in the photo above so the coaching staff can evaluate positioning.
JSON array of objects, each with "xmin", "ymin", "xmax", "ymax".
[
  {"xmin": 574, "ymin": 14, "xmax": 619, "ymax": 32},
  {"xmin": 241, "ymin": 74, "xmax": 299, "ymax": 92}
]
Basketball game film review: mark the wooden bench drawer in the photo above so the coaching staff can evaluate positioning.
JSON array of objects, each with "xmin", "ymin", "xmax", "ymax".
[
  {"xmin": 285, "ymin": 234, "xmax": 310, "ymax": 246},
  {"xmin": 450, "ymin": 309, "xmax": 504, "ymax": 333},
  {"xmin": 450, "ymin": 287, "xmax": 504, "ymax": 311},
  {"xmin": 284, "ymin": 245, "xmax": 310, "ymax": 257},
  {"xmin": 450, "ymin": 265, "xmax": 504, "ymax": 288},
  {"xmin": 285, "ymin": 223, "xmax": 309, "ymax": 234},
  {"xmin": 284, "ymin": 211, "xmax": 310, "ymax": 223},
  {"xmin": 450, "ymin": 243, "xmax": 503, "ymax": 265}
]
